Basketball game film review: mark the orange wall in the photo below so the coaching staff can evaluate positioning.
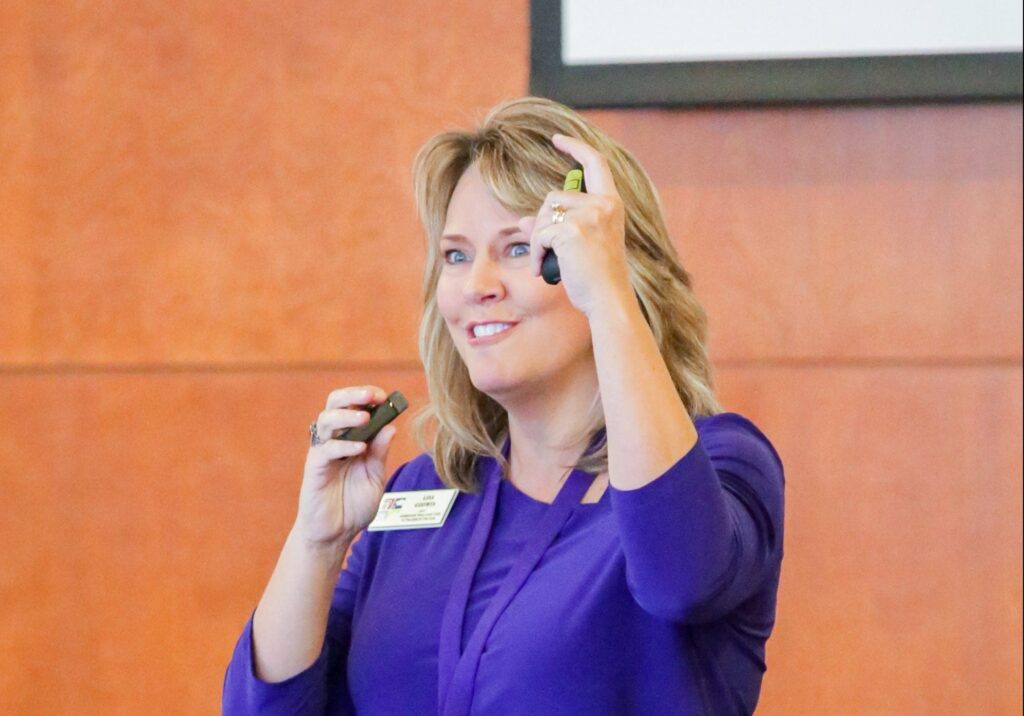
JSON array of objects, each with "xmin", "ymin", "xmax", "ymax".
[{"xmin": 1, "ymin": 1, "xmax": 1021, "ymax": 713}]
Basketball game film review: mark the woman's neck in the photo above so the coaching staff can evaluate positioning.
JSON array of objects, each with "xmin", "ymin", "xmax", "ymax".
[{"xmin": 502, "ymin": 374, "xmax": 601, "ymax": 502}]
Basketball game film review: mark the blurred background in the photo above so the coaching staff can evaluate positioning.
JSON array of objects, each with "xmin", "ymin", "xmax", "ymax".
[{"xmin": 1, "ymin": 1, "xmax": 1020, "ymax": 713}]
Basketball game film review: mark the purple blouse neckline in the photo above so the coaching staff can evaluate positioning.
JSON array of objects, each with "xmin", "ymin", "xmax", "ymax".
[
  {"xmin": 499, "ymin": 476, "xmax": 608, "ymax": 508},
  {"xmin": 495, "ymin": 427, "xmax": 610, "ymax": 508}
]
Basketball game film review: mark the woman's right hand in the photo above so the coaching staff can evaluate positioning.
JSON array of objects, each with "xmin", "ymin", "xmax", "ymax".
[{"xmin": 296, "ymin": 385, "xmax": 398, "ymax": 552}]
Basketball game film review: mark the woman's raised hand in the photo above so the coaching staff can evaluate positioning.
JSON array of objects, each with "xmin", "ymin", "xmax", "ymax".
[
  {"xmin": 518, "ymin": 134, "xmax": 634, "ymax": 320},
  {"xmin": 296, "ymin": 385, "xmax": 397, "ymax": 552}
]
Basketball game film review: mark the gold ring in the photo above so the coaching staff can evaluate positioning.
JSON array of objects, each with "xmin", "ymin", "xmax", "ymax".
[{"xmin": 552, "ymin": 203, "xmax": 567, "ymax": 224}]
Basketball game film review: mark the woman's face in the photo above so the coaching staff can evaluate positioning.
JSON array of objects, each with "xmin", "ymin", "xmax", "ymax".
[{"xmin": 435, "ymin": 164, "xmax": 595, "ymax": 405}]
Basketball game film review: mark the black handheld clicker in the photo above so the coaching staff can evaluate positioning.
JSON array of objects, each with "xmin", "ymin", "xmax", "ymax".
[
  {"xmin": 338, "ymin": 390, "xmax": 408, "ymax": 443},
  {"xmin": 541, "ymin": 162, "xmax": 586, "ymax": 285}
]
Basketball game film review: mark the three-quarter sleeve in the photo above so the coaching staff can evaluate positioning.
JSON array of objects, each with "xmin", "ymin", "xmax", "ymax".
[
  {"xmin": 221, "ymin": 528, "xmax": 374, "ymax": 715},
  {"xmin": 608, "ymin": 413, "xmax": 784, "ymax": 623}
]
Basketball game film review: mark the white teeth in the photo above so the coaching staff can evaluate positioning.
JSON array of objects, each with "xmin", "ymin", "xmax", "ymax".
[{"xmin": 472, "ymin": 322, "xmax": 514, "ymax": 338}]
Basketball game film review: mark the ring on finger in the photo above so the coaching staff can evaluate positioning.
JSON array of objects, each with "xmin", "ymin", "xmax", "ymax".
[
  {"xmin": 309, "ymin": 420, "xmax": 327, "ymax": 447},
  {"xmin": 551, "ymin": 203, "xmax": 567, "ymax": 224}
]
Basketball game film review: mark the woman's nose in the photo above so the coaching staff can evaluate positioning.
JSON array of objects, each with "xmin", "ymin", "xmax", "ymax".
[{"xmin": 463, "ymin": 257, "xmax": 506, "ymax": 303}]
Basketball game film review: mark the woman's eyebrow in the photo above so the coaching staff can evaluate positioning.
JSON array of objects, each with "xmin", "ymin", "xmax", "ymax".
[{"xmin": 441, "ymin": 226, "xmax": 522, "ymax": 242}]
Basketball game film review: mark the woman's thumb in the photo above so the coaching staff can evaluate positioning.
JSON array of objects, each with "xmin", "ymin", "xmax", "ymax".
[{"xmin": 367, "ymin": 424, "xmax": 396, "ymax": 464}]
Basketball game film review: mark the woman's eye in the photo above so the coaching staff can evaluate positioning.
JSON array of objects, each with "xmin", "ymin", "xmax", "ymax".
[
  {"xmin": 508, "ymin": 243, "xmax": 530, "ymax": 258},
  {"xmin": 443, "ymin": 249, "xmax": 468, "ymax": 264}
]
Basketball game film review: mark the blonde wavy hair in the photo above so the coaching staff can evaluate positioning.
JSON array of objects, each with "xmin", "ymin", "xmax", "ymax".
[{"xmin": 411, "ymin": 96, "xmax": 722, "ymax": 492}]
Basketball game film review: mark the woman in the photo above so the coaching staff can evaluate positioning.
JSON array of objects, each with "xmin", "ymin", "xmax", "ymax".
[{"xmin": 224, "ymin": 97, "xmax": 785, "ymax": 715}]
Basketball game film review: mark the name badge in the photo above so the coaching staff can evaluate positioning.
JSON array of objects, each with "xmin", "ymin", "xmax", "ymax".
[{"xmin": 367, "ymin": 488, "xmax": 459, "ymax": 531}]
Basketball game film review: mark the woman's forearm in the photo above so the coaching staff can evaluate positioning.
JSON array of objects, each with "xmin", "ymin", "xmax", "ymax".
[
  {"xmin": 251, "ymin": 526, "xmax": 350, "ymax": 682},
  {"xmin": 587, "ymin": 293, "xmax": 698, "ymax": 490}
]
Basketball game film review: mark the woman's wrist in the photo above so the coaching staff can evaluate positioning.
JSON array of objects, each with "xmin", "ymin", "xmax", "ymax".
[
  {"xmin": 585, "ymin": 285, "xmax": 644, "ymax": 332},
  {"xmin": 289, "ymin": 525, "xmax": 351, "ymax": 573}
]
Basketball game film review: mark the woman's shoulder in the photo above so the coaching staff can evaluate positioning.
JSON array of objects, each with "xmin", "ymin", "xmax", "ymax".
[{"xmin": 383, "ymin": 452, "xmax": 446, "ymax": 492}]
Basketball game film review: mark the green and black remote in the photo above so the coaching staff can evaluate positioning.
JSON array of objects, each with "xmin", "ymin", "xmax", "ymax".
[{"xmin": 338, "ymin": 390, "xmax": 408, "ymax": 443}]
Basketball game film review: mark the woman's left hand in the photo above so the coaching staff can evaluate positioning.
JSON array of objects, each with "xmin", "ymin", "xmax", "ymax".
[{"xmin": 517, "ymin": 134, "xmax": 634, "ymax": 319}]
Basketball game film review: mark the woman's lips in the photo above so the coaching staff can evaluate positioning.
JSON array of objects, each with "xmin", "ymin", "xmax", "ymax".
[{"xmin": 467, "ymin": 322, "xmax": 519, "ymax": 346}]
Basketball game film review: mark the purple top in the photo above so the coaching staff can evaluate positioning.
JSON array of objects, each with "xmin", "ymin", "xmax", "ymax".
[{"xmin": 223, "ymin": 413, "xmax": 785, "ymax": 715}]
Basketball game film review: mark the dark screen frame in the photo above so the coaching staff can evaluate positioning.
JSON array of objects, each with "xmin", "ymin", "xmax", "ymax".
[{"xmin": 529, "ymin": 0, "xmax": 1024, "ymax": 107}]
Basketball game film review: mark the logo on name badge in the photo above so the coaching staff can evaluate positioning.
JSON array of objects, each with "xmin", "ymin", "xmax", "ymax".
[{"xmin": 378, "ymin": 497, "xmax": 406, "ymax": 517}]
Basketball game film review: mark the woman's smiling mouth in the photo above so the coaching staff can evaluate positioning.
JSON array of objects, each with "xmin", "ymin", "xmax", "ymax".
[{"xmin": 466, "ymin": 321, "xmax": 519, "ymax": 345}]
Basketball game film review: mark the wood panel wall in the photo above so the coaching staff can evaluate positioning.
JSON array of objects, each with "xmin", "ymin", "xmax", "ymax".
[{"xmin": 1, "ymin": 1, "xmax": 1020, "ymax": 713}]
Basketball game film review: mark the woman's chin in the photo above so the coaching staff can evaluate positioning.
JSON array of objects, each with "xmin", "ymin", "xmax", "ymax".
[
  {"xmin": 469, "ymin": 374, "xmax": 516, "ymax": 400},
  {"xmin": 470, "ymin": 372, "xmax": 554, "ymax": 409}
]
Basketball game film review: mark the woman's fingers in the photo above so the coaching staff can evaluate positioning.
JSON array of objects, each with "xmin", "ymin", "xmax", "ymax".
[
  {"xmin": 325, "ymin": 385, "xmax": 387, "ymax": 412},
  {"xmin": 551, "ymin": 133, "xmax": 619, "ymax": 198},
  {"xmin": 537, "ymin": 190, "xmax": 588, "ymax": 218},
  {"xmin": 314, "ymin": 385, "xmax": 396, "ymax": 472},
  {"xmin": 527, "ymin": 192, "xmax": 596, "ymax": 276},
  {"xmin": 316, "ymin": 407, "xmax": 370, "ymax": 439},
  {"xmin": 319, "ymin": 438, "xmax": 368, "ymax": 460}
]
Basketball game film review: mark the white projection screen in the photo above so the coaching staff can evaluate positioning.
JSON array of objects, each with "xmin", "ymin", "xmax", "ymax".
[{"xmin": 529, "ymin": 0, "xmax": 1023, "ymax": 106}]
